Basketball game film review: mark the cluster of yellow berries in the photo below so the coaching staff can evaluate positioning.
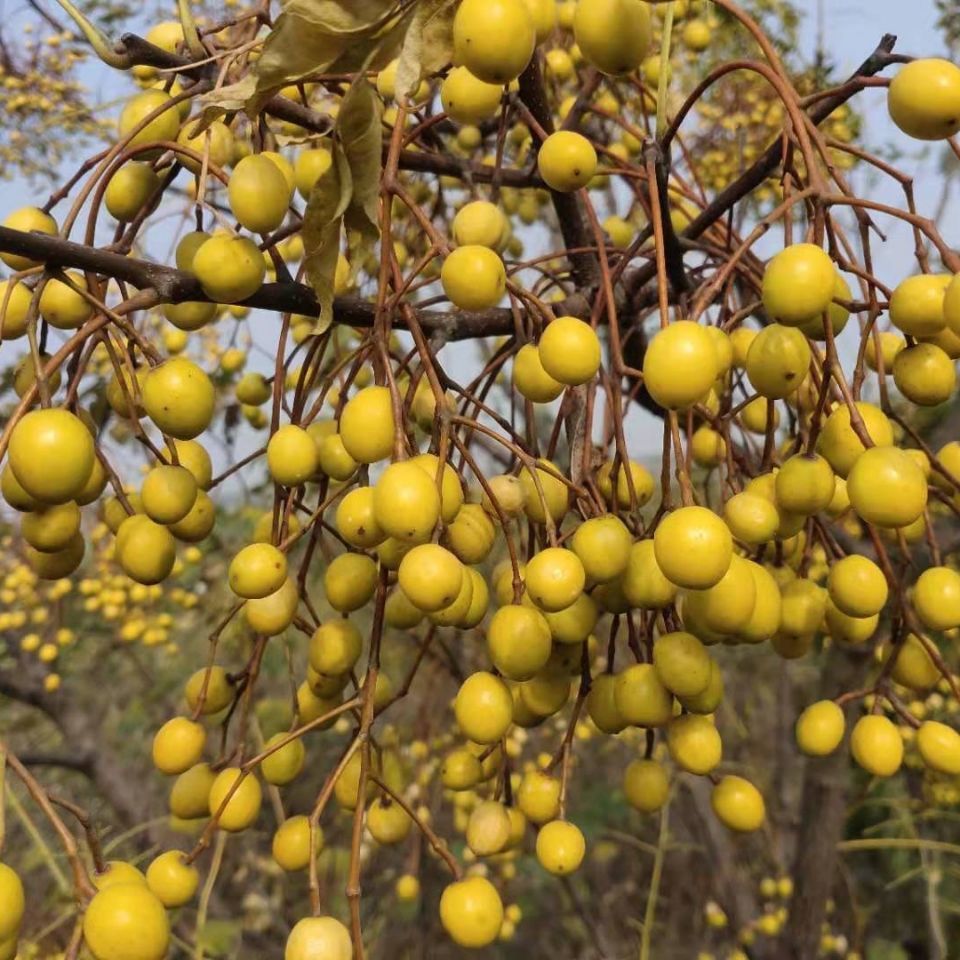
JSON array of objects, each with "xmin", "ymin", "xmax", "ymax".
[{"xmin": 2, "ymin": 0, "xmax": 960, "ymax": 957}]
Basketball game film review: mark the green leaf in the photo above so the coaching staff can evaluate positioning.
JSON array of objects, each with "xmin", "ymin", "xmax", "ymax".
[
  {"xmin": 395, "ymin": 0, "xmax": 456, "ymax": 102},
  {"xmin": 285, "ymin": 0, "xmax": 396, "ymax": 33},
  {"xmin": 337, "ymin": 79, "xmax": 382, "ymax": 238},
  {"xmin": 303, "ymin": 143, "xmax": 352, "ymax": 327},
  {"xmin": 196, "ymin": 74, "xmax": 257, "ymax": 127},
  {"xmin": 251, "ymin": 13, "xmax": 350, "ymax": 107}
]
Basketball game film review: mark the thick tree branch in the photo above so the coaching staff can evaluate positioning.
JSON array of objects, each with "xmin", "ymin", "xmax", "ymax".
[{"xmin": 0, "ymin": 225, "xmax": 589, "ymax": 341}]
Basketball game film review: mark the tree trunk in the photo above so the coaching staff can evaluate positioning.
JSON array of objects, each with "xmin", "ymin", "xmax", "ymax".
[{"xmin": 782, "ymin": 644, "xmax": 870, "ymax": 960}]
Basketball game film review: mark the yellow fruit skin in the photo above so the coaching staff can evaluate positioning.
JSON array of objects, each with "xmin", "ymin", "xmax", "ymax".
[
  {"xmin": 229, "ymin": 153, "xmax": 291, "ymax": 233},
  {"xmin": 888, "ymin": 59, "xmax": 960, "ymax": 140},
  {"xmin": 623, "ymin": 758, "xmax": 669, "ymax": 812},
  {"xmin": 817, "ymin": 402, "xmax": 894, "ymax": 477},
  {"xmin": 0, "ymin": 863, "xmax": 24, "ymax": 940},
  {"xmin": 9, "ymin": 409, "xmax": 95, "ymax": 505},
  {"xmin": 614, "ymin": 663, "xmax": 673, "ymax": 727},
  {"xmin": 711, "ymin": 775, "xmax": 765, "ymax": 832},
  {"xmin": 916, "ymin": 721, "xmax": 960, "ymax": 775},
  {"xmin": 442, "ymin": 67, "xmax": 504, "ymax": 124},
  {"xmin": 145, "ymin": 851, "xmax": 199, "ymax": 908},
  {"xmin": 536, "ymin": 820, "xmax": 586, "ymax": 875},
  {"xmin": 439, "ymin": 876, "xmax": 504, "ymax": 948},
  {"xmin": 192, "ymin": 235, "xmax": 265, "ymax": 304},
  {"xmin": 118, "ymin": 90, "xmax": 181, "ymax": 156},
  {"xmin": 339, "ymin": 386, "xmax": 395, "ymax": 464},
  {"xmin": 654, "ymin": 506, "xmax": 732, "ymax": 590},
  {"xmin": 143, "ymin": 358, "xmax": 215, "ymax": 441},
  {"xmin": 152, "ymin": 716, "xmax": 205, "ymax": 775},
  {"xmin": 889, "ymin": 274, "xmax": 951, "ymax": 337},
  {"xmin": 453, "ymin": 0, "xmax": 536, "ymax": 84},
  {"xmin": 913, "ymin": 566, "xmax": 960, "ymax": 631},
  {"xmin": 208, "ymin": 768, "xmax": 262, "ymax": 831},
  {"xmin": 537, "ymin": 131, "xmax": 597, "ymax": 192},
  {"xmin": 1, "ymin": 206, "xmax": 58, "ymax": 270},
  {"xmin": 82, "ymin": 883, "xmax": 170, "ymax": 960},
  {"xmin": 538, "ymin": 316, "xmax": 601, "ymax": 385},
  {"xmin": 273, "ymin": 816, "xmax": 323, "ymax": 872},
  {"xmin": 850, "ymin": 715, "xmax": 903, "ymax": 777},
  {"xmin": 441, "ymin": 244, "xmax": 506, "ymax": 311},
  {"xmin": 795, "ymin": 700, "xmax": 845, "ymax": 757},
  {"xmin": 667, "ymin": 714, "xmax": 722, "ymax": 775},
  {"xmin": 846, "ymin": 446, "xmax": 927, "ymax": 529},
  {"xmin": 573, "ymin": 0, "xmax": 651, "ymax": 75},
  {"xmin": 761, "ymin": 244, "xmax": 836, "ymax": 325},
  {"xmin": 454, "ymin": 671, "xmax": 513, "ymax": 743},
  {"xmin": 642, "ymin": 321, "xmax": 718, "ymax": 410},
  {"xmin": 285, "ymin": 917, "xmax": 352, "ymax": 960},
  {"xmin": 514, "ymin": 343, "xmax": 564, "ymax": 403}
]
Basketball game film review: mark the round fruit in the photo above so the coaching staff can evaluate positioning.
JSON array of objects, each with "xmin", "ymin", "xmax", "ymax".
[
  {"xmin": 208, "ymin": 768, "xmax": 262, "ymax": 831},
  {"xmin": 273, "ymin": 816, "xmax": 323, "ymax": 872},
  {"xmin": 324, "ymin": 553, "xmax": 377, "ymax": 612},
  {"xmin": 513, "ymin": 343, "xmax": 564, "ymax": 402},
  {"xmin": 623, "ymin": 759, "xmax": 669, "ymax": 812},
  {"xmin": 889, "ymin": 274, "xmax": 951, "ymax": 337},
  {"xmin": 117, "ymin": 515, "xmax": 176, "ymax": 584},
  {"xmin": 466, "ymin": 800, "xmax": 511, "ymax": 855},
  {"xmin": 653, "ymin": 631, "xmax": 712, "ymax": 697},
  {"xmin": 39, "ymin": 271, "xmax": 93, "ymax": 330},
  {"xmin": 538, "ymin": 316, "xmax": 601, "ymax": 385},
  {"xmin": 9, "ymin": 408, "xmax": 94, "ymax": 505},
  {"xmin": 368, "ymin": 798, "xmax": 412, "ymax": 845},
  {"xmin": 152, "ymin": 716, "xmax": 205, "ymax": 775},
  {"xmin": 916, "ymin": 720, "xmax": 960, "ymax": 775},
  {"xmin": 761, "ymin": 244, "xmax": 836, "ymax": 325},
  {"xmin": 827, "ymin": 555, "xmax": 888, "ymax": 618},
  {"xmin": 142, "ymin": 358, "xmax": 215, "ymax": 440},
  {"xmin": 141, "ymin": 465, "xmax": 197, "ymax": 524},
  {"xmin": 229, "ymin": 153, "xmax": 292, "ymax": 234},
  {"xmin": 537, "ymin": 131, "xmax": 597, "ymax": 192},
  {"xmin": 105, "ymin": 162, "xmax": 161, "ymax": 221},
  {"xmin": 536, "ymin": 820, "xmax": 585, "ymax": 875},
  {"xmin": 118, "ymin": 89, "xmax": 181, "ymax": 154},
  {"xmin": 775, "ymin": 454, "xmax": 834, "ymax": 516},
  {"xmin": 145, "ymin": 851, "xmax": 199, "ymax": 908},
  {"xmin": 21, "ymin": 500, "xmax": 81, "ymax": 553},
  {"xmin": 888, "ymin": 59, "xmax": 960, "ymax": 140},
  {"xmin": 524, "ymin": 547, "xmax": 585, "ymax": 612},
  {"xmin": 795, "ymin": 700, "xmax": 845, "ymax": 756},
  {"xmin": 913, "ymin": 565, "xmax": 960, "ymax": 631},
  {"xmin": 261, "ymin": 733, "xmax": 306, "ymax": 786},
  {"xmin": 339, "ymin": 386, "xmax": 395, "ymax": 464},
  {"xmin": 745, "ymin": 324, "xmax": 811, "ymax": 399},
  {"xmin": 398, "ymin": 543, "xmax": 463, "ymax": 612},
  {"xmin": 893, "ymin": 343, "xmax": 956, "ymax": 406},
  {"xmin": 82, "ymin": 883, "xmax": 170, "ymax": 960},
  {"xmin": 229, "ymin": 542, "xmax": 287, "ymax": 599},
  {"xmin": 666, "ymin": 714, "xmax": 722, "ymax": 774},
  {"xmin": 452, "ymin": 0, "xmax": 536, "ymax": 84},
  {"xmin": 642, "ymin": 321, "xmax": 718, "ymax": 409},
  {"xmin": 847, "ymin": 446, "xmax": 927, "ymax": 529},
  {"xmin": 622, "ymin": 538, "xmax": 678, "ymax": 608},
  {"xmin": 441, "ymin": 245, "xmax": 506, "ymax": 311},
  {"xmin": 441, "ymin": 67, "xmax": 504, "ymax": 124},
  {"xmin": 0, "ymin": 863, "xmax": 24, "ymax": 940},
  {"xmin": 309, "ymin": 618, "xmax": 362, "ymax": 676},
  {"xmin": 1, "ymin": 206, "xmax": 58, "ymax": 270},
  {"xmin": 267, "ymin": 425, "xmax": 319, "ymax": 487},
  {"xmin": 573, "ymin": 0, "xmax": 651, "ymax": 75},
  {"xmin": 711, "ymin": 776, "xmax": 765, "ymax": 832},
  {"xmin": 192, "ymin": 235, "xmax": 266, "ymax": 303},
  {"xmin": 614, "ymin": 663, "xmax": 673, "ymax": 728},
  {"xmin": 570, "ymin": 514, "xmax": 631, "ymax": 583},
  {"xmin": 185, "ymin": 666, "xmax": 233, "ymax": 715},
  {"xmin": 654, "ymin": 506, "xmax": 732, "ymax": 590},
  {"xmin": 682, "ymin": 555, "xmax": 757, "ymax": 635},
  {"xmin": 373, "ymin": 461, "xmax": 441, "ymax": 543},
  {"xmin": 284, "ymin": 917, "xmax": 352, "ymax": 960},
  {"xmin": 487, "ymin": 604, "xmax": 552, "ymax": 680},
  {"xmin": 0, "ymin": 279, "xmax": 32, "ymax": 340},
  {"xmin": 817, "ymin": 402, "xmax": 894, "ymax": 477},
  {"xmin": 850, "ymin": 714, "xmax": 903, "ymax": 777},
  {"xmin": 520, "ymin": 459, "xmax": 569, "ymax": 524},
  {"xmin": 454, "ymin": 671, "xmax": 513, "ymax": 743},
  {"xmin": 516, "ymin": 770, "xmax": 561, "ymax": 823},
  {"xmin": 439, "ymin": 876, "xmax": 504, "ymax": 948}
]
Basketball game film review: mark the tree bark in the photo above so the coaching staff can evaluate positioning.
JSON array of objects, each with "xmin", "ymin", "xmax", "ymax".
[{"xmin": 782, "ymin": 644, "xmax": 871, "ymax": 960}]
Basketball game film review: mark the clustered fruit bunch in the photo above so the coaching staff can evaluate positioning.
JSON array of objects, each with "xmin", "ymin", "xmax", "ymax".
[{"xmin": 1, "ymin": 0, "xmax": 959, "ymax": 957}]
